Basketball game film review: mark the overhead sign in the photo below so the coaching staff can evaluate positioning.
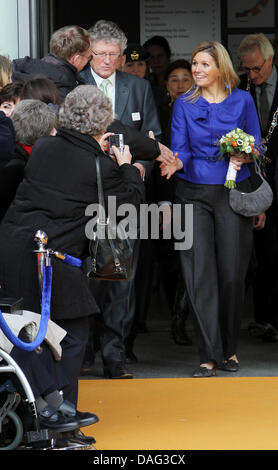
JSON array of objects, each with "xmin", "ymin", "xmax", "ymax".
[{"xmin": 140, "ymin": 0, "xmax": 221, "ymax": 61}]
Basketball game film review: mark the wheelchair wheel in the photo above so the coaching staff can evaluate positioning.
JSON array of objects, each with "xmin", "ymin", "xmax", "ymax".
[{"xmin": 0, "ymin": 410, "xmax": 24, "ymax": 450}]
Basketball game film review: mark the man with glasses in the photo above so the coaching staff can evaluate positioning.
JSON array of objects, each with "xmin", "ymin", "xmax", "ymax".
[
  {"xmin": 81, "ymin": 20, "xmax": 162, "ymax": 380},
  {"xmin": 12, "ymin": 25, "xmax": 92, "ymax": 102},
  {"xmin": 81, "ymin": 20, "xmax": 161, "ymax": 138},
  {"xmin": 238, "ymin": 33, "xmax": 278, "ymax": 342}
]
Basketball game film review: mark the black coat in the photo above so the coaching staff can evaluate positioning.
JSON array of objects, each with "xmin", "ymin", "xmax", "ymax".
[
  {"xmin": 0, "ymin": 143, "xmax": 29, "ymax": 222},
  {"xmin": 0, "ymin": 111, "xmax": 16, "ymax": 169},
  {"xmin": 108, "ymin": 119, "xmax": 160, "ymax": 162},
  {"xmin": 0, "ymin": 128, "xmax": 145, "ymax": 320},
  {"xmin": 12, "ymin": 54, "xmax": 87, "ymax": 102}
]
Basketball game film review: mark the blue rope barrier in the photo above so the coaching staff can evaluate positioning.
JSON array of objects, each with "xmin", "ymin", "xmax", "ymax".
[
  {"xmin": 0, "ymin": 251, "xmax": 82, "ymax": 351},
  {"xmin": 62, "ymin": 253, "xmax": 82, "ymax": 268},
  {"xmin": 0, "ymin": 266, "xmax": 52, "ymax": 351}
]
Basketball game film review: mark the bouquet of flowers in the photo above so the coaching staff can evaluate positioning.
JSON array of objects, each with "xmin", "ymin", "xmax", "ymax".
[{"xmin": 218, "ymin": 128, "xmax": 259, "ymax": 188}]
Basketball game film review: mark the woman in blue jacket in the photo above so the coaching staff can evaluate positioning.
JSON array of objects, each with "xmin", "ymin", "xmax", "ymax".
[{"xmin": 162, "ymin": 40, "xmax": 263, "ymax": 377}]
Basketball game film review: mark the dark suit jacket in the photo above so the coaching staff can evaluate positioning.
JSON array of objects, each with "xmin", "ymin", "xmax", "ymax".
[
  {"xmin": 239, "ymin": 69, "xmax": 278, "ymax": 189},
  {"xmin": 80, "ymin": 66, "xmax": 162, "ymax": 139}
]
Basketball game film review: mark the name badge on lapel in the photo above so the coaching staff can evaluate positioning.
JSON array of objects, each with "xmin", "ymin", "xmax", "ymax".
[{"xmin": 132, "ymin": 112, "xmax": 141, "ymax": 121}]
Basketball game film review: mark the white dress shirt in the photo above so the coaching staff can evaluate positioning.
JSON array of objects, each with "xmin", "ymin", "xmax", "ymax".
[{"xmin": 90, "ymin": 68, "xmax": 116, "ymax": 114}]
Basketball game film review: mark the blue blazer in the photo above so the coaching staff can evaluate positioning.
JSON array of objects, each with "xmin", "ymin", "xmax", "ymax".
[
  {"xmin": 171, "ymin": 88, "xmax": 262, "ymax": 185},
  {"xmin": 80, "ymin": 65, "xmax": 162, "ymax": 139}
]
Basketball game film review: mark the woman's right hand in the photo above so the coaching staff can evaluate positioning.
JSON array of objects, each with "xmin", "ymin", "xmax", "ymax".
[
  {"xmin": 160, "ymin": 153, "xmax": 182, "ymax": 179},
  {"xmin": 112, "ymin": 144, "xmax": 132, "ymax": 166}
]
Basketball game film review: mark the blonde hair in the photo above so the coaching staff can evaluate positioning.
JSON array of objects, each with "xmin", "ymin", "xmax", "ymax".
[
  {"xmin": 0, "ymin": 55, "xmax": 12, "ymax": 89},
  {"xmin": 187, "ymin": 40, "xmax": 239, "ymax": 102}
]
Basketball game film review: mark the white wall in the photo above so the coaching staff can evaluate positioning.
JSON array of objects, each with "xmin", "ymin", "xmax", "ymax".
[
  {"xmin": 0, "ymin": 0, "xmax": 19, "ymax": 59},
  {"xmin": 0, "ymin": 0, "xmax": 31, "ymax": 60}
]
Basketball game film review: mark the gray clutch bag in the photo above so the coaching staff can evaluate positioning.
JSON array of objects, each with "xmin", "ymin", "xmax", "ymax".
[{"xmin": 229, "ymin": 160, "xmax": 273, "ymax": 217}]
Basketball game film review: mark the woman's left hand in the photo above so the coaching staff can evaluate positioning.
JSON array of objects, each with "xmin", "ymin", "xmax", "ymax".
[{"xmin": 230, "ymin": 152, "xmax": 254, "ymax": 171}]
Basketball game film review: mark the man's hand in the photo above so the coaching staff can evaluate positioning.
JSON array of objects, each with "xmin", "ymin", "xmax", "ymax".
[
  {"xmin": 148, "ymin": 130, "xmax": 176, "ymax": 165},
  {"xmin": 133, "ymin": 162, "xmax": 145, "ymax": 180},
  {"xmin": 253, "ymin": 212, "xmax": 266, "ymax": 230}
]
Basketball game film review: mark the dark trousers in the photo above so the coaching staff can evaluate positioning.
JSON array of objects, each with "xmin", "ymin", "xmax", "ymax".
[
  {"xmin": 10, "ymin": 333, "xmax": 69, "ymax": 399},
  {"xmin": 176, "ymin": 180, "xmax": 253, "ymax": 365},
  {"xmin": 97, "ymin": 239, "xmax": 140, "ymax": 368},
  {"xmin": 251, "ymin": 204, "xmax": 278, "ymax": 328},
  {"xmin": 55, "ymin": 316, "xmax": 89, "ymax": 407}
]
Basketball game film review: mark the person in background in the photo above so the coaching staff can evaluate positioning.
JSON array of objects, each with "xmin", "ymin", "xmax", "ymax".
[
  {"xmin": 81, "ymin": 19, "xmax": 161, "ymax": 379},
  {"xmin": 0, "ymin": 55, "xmax": 12, "ymax": 89},
  {"xmin": 159, "ymin": 59, "xmax": 194, "ymax": 145},
  {"xmin": 21, "ymin": 75, "xmax": 60, "ymax": 109},
  {"xmin": 0, "ymin": 99, "xmax": 57, "ymax": 221},
  {"xmin": 124, "ymin": 61, "xmax": 194, "ymax": 358},
  {"xmin": 81, "ymin": 20, "xmax": 161, "ymax": 138},
  {"xmin": 161, "ymin": 40, "xmax": 262, "ymax": 377},
  {"xmin": 0, "ymin": 81, "xmax": 24, "ymax": 168},
  {"xmin": 238, "ymin": 33, "xmax": 278, "ymax": 342},
  {"xmin": 0, "ymin": 81, "xmax": 24, "ymax": 117},
  {"xmin": 155, "ymin": 59, "xmax": 194, "ymax": 347},
  {"xmin": 142, "ymin": 36, "xmax": 173, "ymax": 143},
  {"xmin": 123, "ymin": 43, "xmax": 150, "ymax": 79},
  {"xmin": 12, "ymin": 25, "xmax": 92, "ymax": 102},
  {"xmin": 143, "ymin": 35, "xmax": 172, "ymax": 89}
]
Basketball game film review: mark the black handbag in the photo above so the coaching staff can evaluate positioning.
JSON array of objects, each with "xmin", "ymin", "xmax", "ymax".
[
  {"xmin": 229, "ymin": 159, "xmax": 273, "ymax": 217},
  {"xmin": 87, "ymin": 156, "xmax": 133, "ymax": 280}
]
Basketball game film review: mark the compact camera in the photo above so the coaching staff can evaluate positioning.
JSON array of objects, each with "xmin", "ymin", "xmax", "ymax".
[{"xmin": 108, "ymin": 134, "xmax": 124, "ymax": 155}]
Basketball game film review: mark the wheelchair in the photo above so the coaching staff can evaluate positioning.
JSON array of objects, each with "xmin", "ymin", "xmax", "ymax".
[{"xmin": 0, "ymin": 231, "xmax": 95, "ymax": 451}]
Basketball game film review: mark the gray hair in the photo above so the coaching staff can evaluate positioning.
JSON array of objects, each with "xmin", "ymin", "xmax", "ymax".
[
  {"xmin": 88, "ymin": 20, "xmax": 127, "ymax": 54},
  {"xmin": 58, "ymin": 84, "xmax": 113, "ymax": 135},
  {"xmin": 238, "ymin": 33, "xmax": 274, "ymax": 60},
  {"xmin": 11, "ymin": 99, "xmax": 57, "ymax": 145}
]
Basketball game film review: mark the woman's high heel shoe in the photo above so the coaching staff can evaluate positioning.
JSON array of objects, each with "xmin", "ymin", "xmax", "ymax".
[
  {"xmin": 192, "ymin": 365, "xmax": 216, "ymax": 377},
  {"xmin": 221, "ymin": 359, "xmax": 239, "ymax": 372}
]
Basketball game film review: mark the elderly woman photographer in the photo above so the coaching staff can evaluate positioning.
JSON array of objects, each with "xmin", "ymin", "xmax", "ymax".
[{"xmin": 0, "ymin": 85, "xmax": 145, "ymax": 409}]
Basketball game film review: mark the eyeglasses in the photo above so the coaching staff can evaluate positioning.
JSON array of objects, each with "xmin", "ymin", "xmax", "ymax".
[
  {"xmin": 92, "ymin": 50, "xmax": 121, "ymax": 60},
  {"xmin": 80, "ymin": 49, "xmax": 94, "ymax": 61},
  {"xmin": 242, "ymin": 59, "xmax": 266, "ymax": 74}
]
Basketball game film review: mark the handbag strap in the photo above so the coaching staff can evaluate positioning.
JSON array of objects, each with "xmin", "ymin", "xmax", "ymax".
[
  {"xmin": 95, "ymin": 156, "xmax": 122, "ymax": 268},
  {"xmin": 254, "ymin": 158, "xmax": 265, "ymax": 181},
  {"xmin": 96, "ymin": 156, "xmax": 106, "ymax": 225}
]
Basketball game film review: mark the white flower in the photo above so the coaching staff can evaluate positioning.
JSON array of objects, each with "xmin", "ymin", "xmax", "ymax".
[
  {"xmin": 245, "ymin": 146, "xmax": 252, "ymax": 153},
  {"xmin": 237, "ymin": 139, "xmax": 243, "ymax": 146}
]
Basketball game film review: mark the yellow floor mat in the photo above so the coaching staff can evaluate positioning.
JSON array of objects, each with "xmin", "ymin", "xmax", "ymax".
[{"xmin": 78, "ymin": 376, "xmax": 278, "ymax": 450}]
